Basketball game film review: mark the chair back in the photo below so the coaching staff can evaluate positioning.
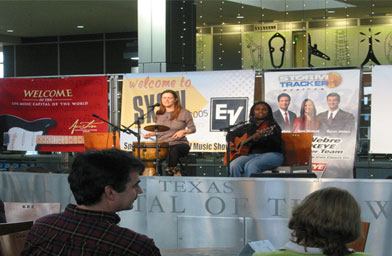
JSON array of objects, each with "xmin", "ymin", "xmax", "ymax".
[
  {"xmin": 281, "ymin": 132, "xmax": 313, "ymax": 166},
  {"xmin": 83, "ymin": 132, "xmax": 119, "ymax": 150},
  {"xmin": 347, "ymin": 222, "xmax": 370, "ymax": 252},
  {"xmin": 0, "ymin": 221, "xmax": 33, "ymax": 256},
  {"xmin": 4, "ymin": 202, "xmax": 60, "ymax": 223}
]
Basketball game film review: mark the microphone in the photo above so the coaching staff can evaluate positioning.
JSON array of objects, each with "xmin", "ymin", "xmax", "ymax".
[
  {"xmin": 92, "ymin": 114, "xmax": 99, "ymax": 118},
  {"xmin": 148, "ymin": 103, "xmax": 160, "ymax": 109}
]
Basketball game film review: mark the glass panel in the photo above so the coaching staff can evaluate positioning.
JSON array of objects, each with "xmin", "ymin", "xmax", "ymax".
[
  {"xmin": 0, "ymin": 52, "xmax": 3, "ymax": 62},
  {"xmin": 359, "ymin": 127, "xmax": 369, "ymax": 139},
  {"xmin": 359, "ymin": 115, "xmax": 371, "ymax": 127},
  {"xmin": 0, "ymin": 64, "xmax": 3, "ymax": 78}
]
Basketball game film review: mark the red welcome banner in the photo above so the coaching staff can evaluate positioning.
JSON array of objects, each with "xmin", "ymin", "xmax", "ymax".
[{"xmin": 0, "ymin": 77, "xmax": 108, "ymax": 152}]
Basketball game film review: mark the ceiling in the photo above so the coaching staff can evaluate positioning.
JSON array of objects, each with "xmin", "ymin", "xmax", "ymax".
[
  {"xmin": 0, "ymin": 0, "xmax": 138, "ymax": 43},
  {"xmin": 0, "ymin": 0, "xmax": 391, "ymax": 45}
]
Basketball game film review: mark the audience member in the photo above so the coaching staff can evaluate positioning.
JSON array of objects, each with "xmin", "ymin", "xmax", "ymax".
[
  {"xmin": 253, "ymin": 187, "xmax": 371, "ymax": 256},
  {"xmin": 21, "ymin": 148, "xmax": 161, "ymax": 256}
]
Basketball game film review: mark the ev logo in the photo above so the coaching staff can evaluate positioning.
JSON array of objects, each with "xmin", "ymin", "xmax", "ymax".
[{"xmin": 210, "ymin": 98, "xmax": 248, "ymax": 131}]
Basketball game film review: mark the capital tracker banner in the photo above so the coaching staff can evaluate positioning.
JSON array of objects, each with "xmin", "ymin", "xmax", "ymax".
[
  {"xmin": 120, "ymin": 70, "xmax": 255, "ymax": 152},
  {"xmin": 0, "ymin": 77, "xmax": 108, "ymax": 152},
  {"xmin": 264, "ymin": 69, "xmax": 360, "ymax": 178}
]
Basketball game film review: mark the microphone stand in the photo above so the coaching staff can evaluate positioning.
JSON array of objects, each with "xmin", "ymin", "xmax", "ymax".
[
  {"xmin": 92, "ymin": 114, "xmax": 130, "ymax": 148},
  {"xmin": 220, "ymin": 120, "xmax": 248, "ymax": 177}
]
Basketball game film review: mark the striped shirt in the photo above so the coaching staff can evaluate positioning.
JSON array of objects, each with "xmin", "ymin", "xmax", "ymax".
[{"xmin": 21, "ymin": 204, "xmax": 161, "ymax": 256}]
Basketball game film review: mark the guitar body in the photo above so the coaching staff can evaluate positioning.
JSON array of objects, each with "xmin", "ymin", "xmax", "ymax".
[
  {"xmin": 1, "ymin": 114, "xmax": 56, "ymax": 151},
  {"xmin": 224, "ymin": 133, "xmax": 250, "ymax": 164},
  {"xmin": 6, "ymin": 127, "xmax": 43, "ymax": 151}
]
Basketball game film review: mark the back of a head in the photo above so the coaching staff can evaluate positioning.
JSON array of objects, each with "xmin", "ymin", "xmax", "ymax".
[
  {"xmin": 288, "ymin": 187, "xmax": 362, "ymax": 256},
  {"xmin": 68, "ymin": 148, "xmax": 144, "ymax": 206}
]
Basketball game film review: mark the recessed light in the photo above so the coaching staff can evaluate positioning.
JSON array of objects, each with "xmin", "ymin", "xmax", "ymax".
[
  {"xmin": 7, "ymin": 29, "xmax": 14, "ymax": 33},
  {"xmin": 131, "ymin": 57, "xmax": 139, "ymax": 60},
  {"xmin": 327, "ymin": 10, "xmax": 336, "ymax": 13},
  {"xmin": 237, "ymin": 15, "xmax": 244, "ymax": 19},
  {"xmin": 77, "ymin": 25, "xmax": 85, "ymax": 29}
]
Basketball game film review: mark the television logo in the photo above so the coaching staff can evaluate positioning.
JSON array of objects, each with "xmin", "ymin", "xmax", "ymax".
[
  {"xmin": 210, "ymin": 98, "xmax": 248, "ymax": 131},
  {"xmin": 312, "ymin": 163, "xmax": 327, "ymax": 172}
]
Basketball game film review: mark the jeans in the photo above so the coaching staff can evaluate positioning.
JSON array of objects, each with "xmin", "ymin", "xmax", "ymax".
[{"xmin": 229, "ymin": 152, "xmax": 284, "ymax": 177}]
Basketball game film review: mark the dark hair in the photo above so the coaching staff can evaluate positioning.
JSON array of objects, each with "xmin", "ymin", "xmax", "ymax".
[
  {"xmin": 68, "ymin": 148, "xmax": 144, "ymax": 206},
  {"xmin": 156, "ymin": 89, "xmax": 182, "ymax": 120},
  {"xmin": 277, "ymin": 93, "xmax": 291, "ymax": 101},
  {"xmin": 249, "ymin": 101, "xmax": 275, "ymax": 122},
  {"xmin": 288, "ymin": 187, "xmax": 362, "ymax": 256},
  {"xmin": 327, "ymin": 92, "xmax": 340, "ymax": 102},
  {"xmin": 300, "ymin": 98, "xmax": 317, "ymax": 119}
]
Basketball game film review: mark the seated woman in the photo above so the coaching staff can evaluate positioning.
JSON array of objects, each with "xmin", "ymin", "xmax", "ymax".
[
  {"xmin": 253, "ymin": 187, "xmax": 371, "ymax": 256},
  {"xmin": 144, "ymin": 90, "xmax": 196, "ymax": 176},
  {"xmin": 227, "ymin": 101, "xmax": 283, "ymax": 177},
  {"xmin": 292, "ymin": 98, "xmax": 319, "ymax": 132}
]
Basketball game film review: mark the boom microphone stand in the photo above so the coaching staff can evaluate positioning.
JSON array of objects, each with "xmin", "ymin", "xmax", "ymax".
[
  {"xmin": 92, "ymin": 114, "xmax": 135, "ymax": 148},
  {"xmin": 123, "ymin": 104, "xmax": 158, "ymax": 160}
]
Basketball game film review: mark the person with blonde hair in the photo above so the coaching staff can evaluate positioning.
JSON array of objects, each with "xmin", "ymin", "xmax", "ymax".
[{"xmin": 253, "ymin": 187, "xmax": 371, "ymax": 256}]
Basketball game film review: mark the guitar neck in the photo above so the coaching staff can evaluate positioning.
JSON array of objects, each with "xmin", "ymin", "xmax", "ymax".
[
  {"xmin": 36, "ymin": 135, "xmax": 85, "ymax": 145},
  {"xmin": 243, "ymin": 125, "xmax": 275, "ymax": 145},
  {"xmin": 242, "ymin": 134, "xmax": 256, "ymax": 145}
]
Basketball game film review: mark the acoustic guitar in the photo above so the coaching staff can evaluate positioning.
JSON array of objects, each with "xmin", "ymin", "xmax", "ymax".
[{"xmin": 224, "ymin": 125, "xmax": 275, "ymax": 165}]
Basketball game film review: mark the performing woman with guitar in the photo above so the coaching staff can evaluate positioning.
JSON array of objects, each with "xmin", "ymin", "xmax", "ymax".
[{"xmin": 227, "ymin": 101, "xmax": 283, "ymax": 177}]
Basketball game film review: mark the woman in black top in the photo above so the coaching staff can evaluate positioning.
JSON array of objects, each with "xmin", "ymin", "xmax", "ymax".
[{"xmin": 227, "ymin": 101, "xmax": 283, "ymax": 177}]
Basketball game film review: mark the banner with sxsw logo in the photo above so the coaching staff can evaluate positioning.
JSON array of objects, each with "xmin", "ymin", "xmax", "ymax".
[
  {"xmin": 0, "ymin": 77, "xmax": 108, "ymax": 152},
  {"xmin": 120, "ymin": 70, "xmax": 255, "ymax": 152},
  {"xmin": 264, "ymin": 69, "xmax": 361, "ymax": 178}
]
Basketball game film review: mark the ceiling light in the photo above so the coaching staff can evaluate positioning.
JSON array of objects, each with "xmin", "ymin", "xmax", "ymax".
[
  {"xmin": 327, "ymin": 10, "xmax": 336, "ymax": 13},
  {"xmin": 237, "ymin": 15, "xmax": 244, "ymax": 19},
  {"xmin": 228, "ymin": 0, "xmax": 355, "ymax": 11},
  {"xmin": 131, "ymin": 57, "xmax": 139, "ymax": 60},
  {"xmin": 7, "ymin": 29, "xmax": 14, "ymax": 33},
  {"xmin": 77, "ymin": 25, "xmax": 85, "ymax": 29}
]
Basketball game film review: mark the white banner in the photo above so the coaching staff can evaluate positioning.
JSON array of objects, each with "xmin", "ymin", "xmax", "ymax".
[
  {"xmin": 120, "ymin": 70, "xmax": 255, "ymax": 152},
  {"xmin": 264, "ymin": 69, "xmax": 361, "ymax": 178},
  {"xmin": 370, "ymin": 65, "xmax": 392, "ymax": 154}
]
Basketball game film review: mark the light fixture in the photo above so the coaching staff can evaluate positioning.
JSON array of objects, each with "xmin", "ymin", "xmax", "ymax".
[
  {"xmin": 6, "ymin": 29, "xmax": 14, "ymax": 33},
  {"xmin": 123, "ymin": 51, "xmax": 139, "ymax": 60},
  {"xmin": 236, "ymin": 15, "xmax": 244, "ymax": 19},
  {"xmin": 77, "ymin": 25, "xmax": 85, "ymax": 29},
  {"xmin": 327, "ymin": 10, "xmax": 336, "ymax": 13}
]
